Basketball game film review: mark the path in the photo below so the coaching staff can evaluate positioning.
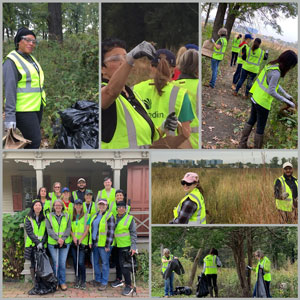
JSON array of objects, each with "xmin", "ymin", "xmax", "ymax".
[
  {"xmin": 202, "ymin": 61, "xmax": 252, "ymax": 149},
  {"xmin": 3, "ymin": 282, "xmax": 149, "ymax": 298}
]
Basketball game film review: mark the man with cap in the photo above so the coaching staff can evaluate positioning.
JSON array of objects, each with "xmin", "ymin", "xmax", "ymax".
[
  {"xmin": 3, "ymin": 27, "xmax": 46, "ymax": 149},
  {"xmin": 71, "ymin": 178, "xmax": 93, "ymax": 203},
  {"xmin": 274, "ymin": 162, "xmax": 298, "ymax": 223},
  {"xmin": 89, "ymin": 198, "xmax": 115, "ymax": 291},
  {"xmin": 111, "ymin": 201, "xmax": 137, "ymax": 296},
  {"xmin": 96, "ymin": 177, "xmax": 116, "ymax": 208}
]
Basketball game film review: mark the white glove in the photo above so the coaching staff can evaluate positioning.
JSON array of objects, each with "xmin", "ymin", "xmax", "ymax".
[
  {"xmin": 126, "ymin": 41, "xmax": 156, "ymax": 66},
  {"xmin": 282, "ymin": 192, "xmax": 289, "ymax": 199},
  {"xmin": 4, "ymin": 121, "xmax": 16, "ymax": 129},
  {"xmin": 37, "ymin": 243, "xmax": 43, "ymax": 250},
  {"xmin": 211, "ymin": 38, "xmax": 215, "ymax": 43},
  {"xmin": 247, "ymin": 265, "xmax": 252, "ymax": 270}
]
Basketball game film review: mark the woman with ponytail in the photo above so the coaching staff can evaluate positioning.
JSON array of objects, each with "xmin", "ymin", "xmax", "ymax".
[
  {"xmin": 133, "ymin": 49, "xmax": 195, "ymax": 145},
  {"xmin": 234, "ymin": 38, "xmax": 268, "ymax": 98}
]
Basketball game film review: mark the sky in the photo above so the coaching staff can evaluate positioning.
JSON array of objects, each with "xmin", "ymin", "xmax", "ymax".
[
  {"xmin": 202, "ymin": 5, "xmax": 298, "ymax": 43},
  {"xmin": 151, "ymin": 150, "xmax": 298, "ymax": 164}
]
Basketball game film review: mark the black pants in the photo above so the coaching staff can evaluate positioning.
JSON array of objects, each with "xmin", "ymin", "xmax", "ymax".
[
  {"xmin": 206, "ymin": 274, "xmax": 217, "ymax": 288},
  {"xmin": 247, "ymin": 102, "xmax": 269, "ymax": 134},
  {"xmin": 233, "ymin": 63, "xmax": 242, "ymax": 84},
  {"xmin": 16, "ymin": 106, "xmax": 43, "ymax": 149},
  {"xmin": 231, "ymin": 52, "xmax": 238, "ymax": 66},
  {"xmin": 117, "ymin": 246, "xmax": 131, "ymax": 286}
]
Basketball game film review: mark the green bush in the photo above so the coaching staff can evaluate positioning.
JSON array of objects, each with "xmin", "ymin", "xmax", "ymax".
[
  {"xmin": 3, "ymin": 209, "xmax": 30, "ymax": 279},
  {"xmin": 136, "ymin": 249, "xmax": 149, "ymax": 283}
]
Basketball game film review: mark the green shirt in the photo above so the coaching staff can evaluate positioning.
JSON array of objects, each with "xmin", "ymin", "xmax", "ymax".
[{"xmin": 178, "ymin": 94, "xmax": 194, "ymax": 123}]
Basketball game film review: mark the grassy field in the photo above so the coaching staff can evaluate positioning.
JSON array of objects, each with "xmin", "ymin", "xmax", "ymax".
[
  {"xmin": 151, "ymin": 258, "xmax": 298, "ymax": 298},
  {"xmin": 151, "ymin": 166, "xmax": 297, "ymax": 224}
]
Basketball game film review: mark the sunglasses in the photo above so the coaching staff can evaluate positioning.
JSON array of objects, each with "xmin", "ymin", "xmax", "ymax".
[{"xmin": 181, "ymin": 180, "xmax": 195, "ymax": 186}]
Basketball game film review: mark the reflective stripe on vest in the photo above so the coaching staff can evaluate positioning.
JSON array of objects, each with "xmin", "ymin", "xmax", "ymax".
[
  {"xmin": 204, "ymin": 255, "xmax": 217, "ymax": 275},
  {"xmin": 72, "ymin": 191, "xmax": 78, "ymax": 200},
  {"xmin": 231, "ymin": 38, "xmax": 240, "ymax": 53},
  {"xmin": 71, "ymin": 214, "xmax": 88, "ymax": 245},
  {"xmin": 275, "ymin": 176, "xmax": 297, "ymax": 212},
  {"xmin": 242, "ymin": 47, "xmax": 263, "ymax": 74},
  {"xmin": 162, "ymin": 254, "xmax": 174, "ymax": 273},
  {"xmin": 114, "ymin": 214, "xmax": 133, "ymax": 247},
  {"xmin": 212, "ymin": 37, "xmax": 228, "ymax": 60},
  {"xmin": 48, "ymin": 212, "xmax": 71, "ymax": 244},
  {"xmin": 25, "ymin": 217, "xmax": 46, "ymax": 247}
]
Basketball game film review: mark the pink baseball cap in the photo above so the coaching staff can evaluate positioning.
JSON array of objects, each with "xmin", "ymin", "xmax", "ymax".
[{"xmin": 181, "ymin": 172, "xmax": 199, "ymax": 183}]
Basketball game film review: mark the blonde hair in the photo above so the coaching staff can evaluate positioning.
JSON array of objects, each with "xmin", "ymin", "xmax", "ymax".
[
  {"xmin": 163, "ymin": 248, "xmax": 170, "ymax": 256},
  {"xmin": 178, "ymin": 49, "xmax": 199, "ymax": 78},
  {"xmin": 254, "ymin": 249, "xmax": 264, "ymax": 258},
  {"xmin": 176, "ymin": 46, "xmax": 187, "ymax": 66}
]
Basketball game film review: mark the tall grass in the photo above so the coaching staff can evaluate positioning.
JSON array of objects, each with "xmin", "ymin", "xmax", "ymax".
[{"xmin": 151, "ymin": 167, "xmax": 297, "ymax": 224}]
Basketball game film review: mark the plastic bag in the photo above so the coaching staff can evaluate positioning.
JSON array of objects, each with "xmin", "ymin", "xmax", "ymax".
[
  {"xmin": 35, "ymin": 249, "xmax": 53, "ymax": 278},
  {"xmin": 174, "ymin": 286, "xmax": 192, "ymax": 295},
  {"xmin": 256, "ymin": 268, "xmax": 267, "ymax": 298},
  {"xmin": 54, "ymin": 100, "xmax": 99, "ymax": 149},
  {"xmin": 196, "ymin": 274, "xmax": 209, "ymax": 297}
]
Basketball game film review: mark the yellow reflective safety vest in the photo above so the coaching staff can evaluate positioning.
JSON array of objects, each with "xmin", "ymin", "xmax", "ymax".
[
  {"xmin": 173, "ymin": 79, "xmax": 200, "ymax": 149},
  {"xmin": 236, "ymin": 44, "xmax": 249, "ymax": 65},
  {"xmin": 101, "ymin": 82, "xmax": 158, "ymax": 149},
  {"xmin": 204, "ymin": 254, "xmax": 218, "ymax": 275},
  {"xmin": 173, "ymin": 188, "xmax": 206, "ymax": 224},
  {"xmin": 231, "ymin": 38, "xmax": 240, "ymax": 53},
  {"xmin": 114, "ymin": 213, "xmax": 133, "ymax": 248},
  {"xmin": 242, "ymin": 47, "xmax": 264, "ymax": 74},
  {"xmin": 212, "ymin": 37, "xmax": 227, "ymax": 61},
  {"xmin": 161, "ymin": 254, "xmax": 174, "ymax": 273},
  {"xmin": 89, "ymin": 210, "xmax": 115, "ymax": 247},
  {"xmin": 83, "ymin": 202, "xmax": 97, "ymax": 218},
  {"xmin": 47, "ymin": 212, "xmax": 71, "ymax": 245},
  {"xmin": 72, "ymin": 191, "xmax": 79, "ymax": 201},
  {"xmin": 71, "ymin": 214, "xmax": 89, "ymax": 245},
  {"xmin": 255, "ymin": 256, "xmax": 271, "ymax": 281},
  {"xmin": 250, "ymin": 64, "xmax": 280, "ymax": 110},
  {"xmin": 274, "ymin": 176, "xmax": 298, "ymax": 212},
  {"xmin": 6, "ymin": 50, "xmax": 46, "ymax": 111},
  {"xmin": 63, "ymin": 201, "xmax": 74, "ymax": 221},
  {"xmin": 25, "ymin": 216, "xmax": 46, "ymax": 247},
  {"xmin": 96, "ymin": 188, "xmax": 116, "ymax": 207}
]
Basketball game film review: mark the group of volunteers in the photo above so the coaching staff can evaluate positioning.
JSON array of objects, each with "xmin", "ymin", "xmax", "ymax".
[
  {"xmin": 101, "ymin": 38, "xmax": 199, "ymax": 149},
  {"xmin": 24, "ymin": 177, "xmax": 138, "ymax": 296},
  {"xmin": 205, "ymin": 27, "xmax": 298, "ymax": 149},
  {"xmin": 161, "ymin": 247, "xmax": 271, "ymax": 298}
]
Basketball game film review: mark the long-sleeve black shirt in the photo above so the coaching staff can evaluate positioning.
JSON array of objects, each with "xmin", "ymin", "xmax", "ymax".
[{"xmin": 274, "ymin": 174, "xmax": 298, "ymax": 206}]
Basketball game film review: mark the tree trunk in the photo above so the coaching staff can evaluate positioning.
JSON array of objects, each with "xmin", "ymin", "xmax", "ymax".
[
  {"xmin": 224, "ymin": 4, "xmax": 240, "ymax": 40},
  {"xmin": 188, "ymin": 248, "xmax": 202, "ymax": 287},
  {"xmin": 212, "ymin": 3, "xmax": 227, "ymax": 41},
  {"xmin": 204, "ymin": 3, "xmax": 212, "ymax": 28},
  {"xmin": 246, "ymin": 228, "xmax": 253, "ymax": 292},
  {"xmin": 47, "ymin": 3, "xmax": 63, "ymax": 42}
]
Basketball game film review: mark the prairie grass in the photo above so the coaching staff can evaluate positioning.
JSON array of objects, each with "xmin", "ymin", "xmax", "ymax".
[{"xmin": 151, "ymin": 167, "xmax": 297, "ymax": 224}]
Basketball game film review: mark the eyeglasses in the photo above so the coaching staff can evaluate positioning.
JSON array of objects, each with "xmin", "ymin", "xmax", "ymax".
[
  {"xmin": 21, "ymin": 37, "xmax": 37, "ymax": 44},
  {"xmin": 54, "ymin": 186, "xmax": 60, "ymax": 189},
  {"xmin": 181, "ymin": 180, "xmax": 194, "ymax": 186},
  {"xmin": 103, "ymin": 54, "xmax": 126, "ymax": 63},
  {"xmin": 54, "ymin": 205, "xmax": 63, "ymax": 207}
]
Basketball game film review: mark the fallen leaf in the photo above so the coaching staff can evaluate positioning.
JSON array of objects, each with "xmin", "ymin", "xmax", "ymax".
[
  {"xmin": 230, "ymin": 138, "xmax": 239, "ymax": 145},
  {"xmin": 208, "ymin": 126, "xmax": 215, "ymax": 131}
]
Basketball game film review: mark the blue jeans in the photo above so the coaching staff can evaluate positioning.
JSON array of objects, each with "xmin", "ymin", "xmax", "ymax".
[
  {"xmin": 233, "ymin": 63, "xmax": 242, "ymax": 84},
  {"xmin": 235, "ymin": 68, "xmax": 257, "ymax": 96},
  {"xmin": 209, "ymin": 58, "xmax": 221, "ymax": 88},
  {"xmin": 164, "ymin": 272, "xmax": 174, "ymax": 296},
  {"xmin": 93, "ymin": 246, "xmax": 111, "ymax": 285},
  {"xmin": 48, "ymin": 243, "xmax": 70, "ymax": 285},
  {"xmin": 71, "ymin": 244, "xmax": 86, "ymax": 283}
]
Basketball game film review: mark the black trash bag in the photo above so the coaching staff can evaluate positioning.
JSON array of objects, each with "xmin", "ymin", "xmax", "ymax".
[
  {"xmin": 54, "ymin": 100, "xmax": 99, "ymax": 149},
  {"xmin": 173, "ymin": 286, "xmax": 192, "ymax": 295},
  {"xmin": 28, "ymin": 249, "xmax": 58, "ymax": 295},
  {"xmin": 122, "ymin": 250, "xmax": 138, "ymax": 272},
  {"xmin": 196, "ymin": 274, "xmax": 209, "ymax": 298},
  {"xmin": 256, "ymin": 268, "xmax": 267, "ymax": 298},
  {"xmin": 163, "ymin": 258, "xmax": 185, "ymax": 279}
]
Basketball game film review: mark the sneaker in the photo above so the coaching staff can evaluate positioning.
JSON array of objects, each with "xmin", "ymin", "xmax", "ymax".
[
  {"xmin": 80, "ymin": 282, "xmax": 86, "ymax": 290},
  {"xmin": 233, "ymin": 91, "xmax": 238, "ymax": 96},
  {"xmin": 122, "ymin": 285, "xmax": 134, "ymax": 296},
  {"xmin": 60, "ymin": 284, "xmax": 67, "ymax": 291},
  {"xmin": 90, "ymin": 280, "xmax": 101, "ymax": 287},
  {"xmin": 111, "ymin": 279, "xmax": 124, "ymax": 288},
  {"xmin": 98, "ymin": 284, "xmax": 107, "ymax": 291}
]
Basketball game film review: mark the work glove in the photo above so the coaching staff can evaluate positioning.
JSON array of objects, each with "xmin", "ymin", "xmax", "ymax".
[
  {"xmin": 246, "ymin": 265, "xmax": 252, "ymax": 270},
  {"xmin": 161, "ymin": 112, "xmax": 178, "ymax": 132},
  {"xmin": 126, "ymin": 41, "xmax": 156, "ymax": 66},
  {"xmin": 259, "ymin": 265, "xmax": 263, "ymax": 269},
  {"xmin": 37, "ymin": 243, "xmax": 43, "ymax": 250},
  {"xmin": 211, "ymin": 38, "xmax": 215, "ymax": 43},
  {"xmin": 282, "ymin": 192, "xmax": 289, "ymax": 200},
  {"xmin": 4, "ymin": 121, "xmax": 16, "ymax": 130}
]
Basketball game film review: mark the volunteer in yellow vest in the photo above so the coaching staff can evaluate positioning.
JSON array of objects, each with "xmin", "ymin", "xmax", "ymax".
[
  {"xmin": 232, "ymin": 34, "xmax": 253, "ymax": 89},
  {"xmin": 61, "ymin": 187, "xmax": 74, "ymax": 221},
  {"xmin": 230, "ymin": 34, "xmax": 242, "ymax": 67},
  {"xmin": 239, "ymin": 50, "xmax": 297, "ymax": 149},
  {"xmin": 89, "ymin": 199, "xmax": 115, "ymax": 291},
  {"xmin": 101, "ymin": 38, "xmax": 178, "ymax": 149},
  {"xmin": 252, "ymin": 250, "xmax": 272, "ymax": 298},
  {"xmin": 173, "ymin": 49, "xmax": 200, "ymax": 149},
  {"xmin": 49, "ymin": 182, "xmax": 62, "ymax": 209},
  {"xmin": 46, "ymin": 199, "xmax": 71, "ymax": 291},
  {"xmin": 33, "ymin": 186, "xmax": 51, "ymax": 216},
  {"xmin": 274, "ymin": 162, "xmax": 298, "ymax": 224},
  {"xmin": 71, "ymin": 178, "xmax": 94, "ymax": 202},
  {"xmin": 234, "ymin": 38, "xmax": 268, "ymax": 98},
  {"xmin": 96, "ymin": 177, "xmax": 116, "ymax": 208},
  {"xmin": 111, "ymin": 189, "xmax": 131, "ymax": 217},
  {"xmin": 24, "ymin": 200, "xmax": 47, "ymax": 289},
  {"xmin": 161, "ymin": 248, "xmax": 177, "ymax": 297},
  {"xmin": 133, "ymin": 49, "xmax": 195, "ymax": 148},
  {"xmin": 171, "ymin": 172, "xmax": 206, "ymax": 224},
  {"xmin": 202, "ymin": 248, "xmax": 222, "ymax": 298},
  {"xmin": 206, "ymin": 28, "xmax": 228, "ymax": 88},
  {"xmin": 70, "ymin": 199, "xmax": 90, "ymax": 290},
  {"xmin": 112, "ymin": 201, "xmax": 137, "ymax": 296},
  {"xmin": 4, "ymin": 27, "xmax": 46, "ymax": 149},
  {"xmin": 83, "ymin": 190, "xmax": 97, "ymax": 218}
]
